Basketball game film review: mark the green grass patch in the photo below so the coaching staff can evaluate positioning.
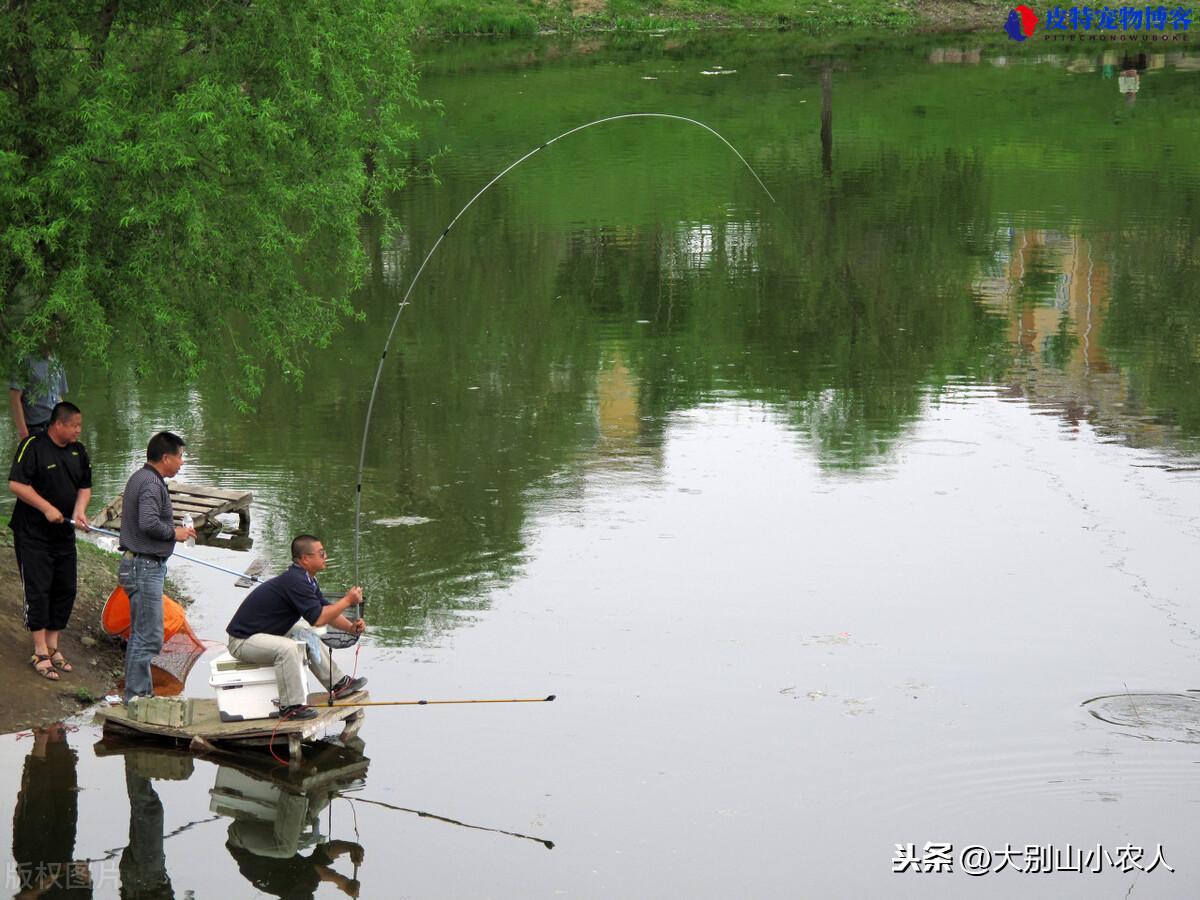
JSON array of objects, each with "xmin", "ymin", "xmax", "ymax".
[
  {"xmin": 407, "ymin": 0, "xmax": 945, "ymax": 35},
  {"xmin": 410, "ymin": 0, "xmax": 568, "ymax": 35},
  {"xmin": 74, "ymin": 686, "xmax": 97, "ymax": 705},
  {"xmin": 607, "ymin": 0, "xmax": 917, "ymax": 30}
]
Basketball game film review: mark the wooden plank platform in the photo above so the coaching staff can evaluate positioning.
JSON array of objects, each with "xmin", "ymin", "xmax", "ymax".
[
  {"xmin": 95, "ymin": 690, "xmax": 368, "ymax": 766},
  {"xmin": 92, "ymin": 480, "xmax": 253, "ymax": 537}
]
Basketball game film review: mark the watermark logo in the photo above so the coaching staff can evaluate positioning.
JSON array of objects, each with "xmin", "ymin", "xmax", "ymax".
[
  {"xmin": 892, "ymin": 842, "xmax": 1174, "ymax": 876},
  {"xmin": 1003, "ymin": 5, "xmax": 1193, "ymax": 39},
  {"xmin": 1005, "ymin": 4, "xmax": 1041, "ymax": 40}
]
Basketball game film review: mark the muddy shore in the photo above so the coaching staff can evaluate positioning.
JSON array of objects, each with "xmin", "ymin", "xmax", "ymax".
[{"xmin": 0, "ymin": 537, "xmax": 191, "ymax": 733}]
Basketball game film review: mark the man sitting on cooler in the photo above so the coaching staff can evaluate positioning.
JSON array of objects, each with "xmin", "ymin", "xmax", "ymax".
[{"xmin": 225, "ymin": 534, "xmax": 366, "ymax": 720}]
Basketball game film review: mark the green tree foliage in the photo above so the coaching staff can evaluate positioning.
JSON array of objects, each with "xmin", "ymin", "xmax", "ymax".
[{"xmin": 1, "ymin": 1, "xmax": 423, "ymax": 404}]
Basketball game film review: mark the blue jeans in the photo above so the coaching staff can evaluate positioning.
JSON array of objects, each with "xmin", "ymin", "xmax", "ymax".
[{"xmin": 119, "ymin": 555, "xmax": 166, "ymax": 703}]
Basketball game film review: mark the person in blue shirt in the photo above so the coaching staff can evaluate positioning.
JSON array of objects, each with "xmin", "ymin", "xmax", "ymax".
[
  {"xmin": 226, "ymin": 534, "xmax": 366, "ymax": 720},
  {"xmin": 9, "ymin": 350, "xmax": 68, "ymax": 441}
]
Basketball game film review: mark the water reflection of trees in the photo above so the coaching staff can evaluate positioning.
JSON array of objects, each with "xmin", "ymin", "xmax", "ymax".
[
  {"xmin": 554, "ymin": 149, "xmax": 1008, "ymax": 468},
  {"xmin": 975, "ymin": 224, "xmax": 1200, "ymax": 454},
  {"xmin": 1095, "ymin": 220, "xmax": 1200, "ymax": 448}
]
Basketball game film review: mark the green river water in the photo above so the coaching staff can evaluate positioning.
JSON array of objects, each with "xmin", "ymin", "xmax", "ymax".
[{"xmin": 2, "ymin": 30, "xmax": 1199, "ymax": 899}]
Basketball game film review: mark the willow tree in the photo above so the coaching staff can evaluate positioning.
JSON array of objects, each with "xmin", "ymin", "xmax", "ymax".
[{"xmin": 1, "ymin": 2, "xmax": 423, "ymax": 404}]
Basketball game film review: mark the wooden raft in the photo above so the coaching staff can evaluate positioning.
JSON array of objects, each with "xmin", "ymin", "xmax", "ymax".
[
  {"xmin": 95, "ymin": 690, "xmax": 368, "ymax": 766},
  {"xmin": 92, "ymin": 480, "xmax": 253, "ymax": 537}
]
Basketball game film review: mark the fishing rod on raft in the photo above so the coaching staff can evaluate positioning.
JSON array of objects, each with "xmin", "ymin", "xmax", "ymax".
[
  {"xmin": 78, "ymin": 523, "xmax": 353, "ymax": 601},
  {"xmin": 74, "ymin": 522, "xmax": 266, "ymax": 584},
  {"xmin": 330, "ymin": 695, "xmax": 555, "ymax": 708},
  {"xmin": 74, "ymin": 523, "xmax": 554, "ymax": 707},
  {"xmin": 75, "ymin": 521, "xmax": 364, "ymax": 654},
  {"xmin": 350, "ymin": 112, "xmax": 777, "ymax": 587}
]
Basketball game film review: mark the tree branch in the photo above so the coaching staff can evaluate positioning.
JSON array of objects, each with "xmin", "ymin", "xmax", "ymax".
[
  {"xmin": 92, "ymin": 0, "xmax": 121, "ymax": 69},
  {"xmin": 8, "ymin": 1, "xmax": 42, "ymax": 163}
]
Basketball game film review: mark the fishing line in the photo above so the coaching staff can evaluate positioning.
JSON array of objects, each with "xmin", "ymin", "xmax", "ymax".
[
  {"xmin": 336, "ymin": 795, "xmax": 363, "ymax": 882},
  {"xmin": 352, "ymin": 113, "xmax": 777, "ymax": 586},
  {"xmin": 85, "ymin": 814, "xmax": 223, "ymax": 864}
]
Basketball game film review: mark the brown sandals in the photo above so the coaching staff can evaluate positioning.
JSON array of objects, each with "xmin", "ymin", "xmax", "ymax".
[
  {"xmin": 30, "ymin": 654, "xmax": 60, "ymax": 681},
  {"xmin": 47, "ymin": 646, "xmax": 72, "ymax": 672}
]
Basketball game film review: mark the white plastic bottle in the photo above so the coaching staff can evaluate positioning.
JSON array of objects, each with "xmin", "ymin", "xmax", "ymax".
[{"xmin": 182, "ymin": 513, "xmax": 195, "ymax": 547}]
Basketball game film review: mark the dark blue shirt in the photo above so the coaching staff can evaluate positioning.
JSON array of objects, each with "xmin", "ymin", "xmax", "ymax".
[{"xmin": 226, "ymin": 564, "xmax": 324, "ymax": 639}]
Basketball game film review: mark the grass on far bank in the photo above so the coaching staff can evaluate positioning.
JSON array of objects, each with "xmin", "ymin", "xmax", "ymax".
[{"xmin": 406, "ymin": 0, "xmax": 1012, "ymax": 37}]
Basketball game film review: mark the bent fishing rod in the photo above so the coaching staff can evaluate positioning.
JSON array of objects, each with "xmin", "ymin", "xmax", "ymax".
[{"xmin": 352, "ymin": 113, "xmax": 777, "ymax": 585}]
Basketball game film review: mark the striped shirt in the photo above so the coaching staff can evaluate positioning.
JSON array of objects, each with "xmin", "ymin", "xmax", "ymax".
[{"xmin": 118, "ymin": 464, "xmax": 175, "ymax": 558}]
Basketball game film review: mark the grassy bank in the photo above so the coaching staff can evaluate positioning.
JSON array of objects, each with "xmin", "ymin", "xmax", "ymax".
[{"xmin": 406, "ymin": 0, "xmax": 1010, "ymax": 37}]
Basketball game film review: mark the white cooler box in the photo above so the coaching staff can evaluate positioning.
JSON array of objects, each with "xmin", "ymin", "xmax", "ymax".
[{"xmin": 209, "ymin": 647, "xmax": 309, "ymax": 722}]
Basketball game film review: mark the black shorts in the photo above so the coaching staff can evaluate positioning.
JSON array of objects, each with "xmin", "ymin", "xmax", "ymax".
[{"xmin": 13, "ymin": 530, "xmax": 77, "ymax": 632}]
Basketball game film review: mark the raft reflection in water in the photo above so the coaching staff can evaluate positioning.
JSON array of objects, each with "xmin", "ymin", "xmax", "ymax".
[
  {"xmin": 211, "ymin": 753, "xmax": 367, "ymax": 898},
  {"xmin": 95, "ymin": 737, "xmax": 370, "ymax": 899}
]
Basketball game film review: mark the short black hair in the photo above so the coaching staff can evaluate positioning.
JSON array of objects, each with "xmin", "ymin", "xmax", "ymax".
[
  {"xmin": 146, "ymin": 431, "xmax": 186, "ymax": 462},
  {"xmin": 50, "ymin": 401, "xmax": 81, "ymax": 425},
  {"xmin": 291, "ymin": 534, "xmax": 321, "ymax": 561}
]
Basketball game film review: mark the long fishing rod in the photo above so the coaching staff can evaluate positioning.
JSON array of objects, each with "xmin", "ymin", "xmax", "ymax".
[
  {"xmin": 73, "ymin": 522, "xmax": 262, "ymax": 583},
  {"xmin": 352, "ymin": 113, "xmax": 777, "ymax": 585},
  {"xmin": 331, "ymin": 694, "xmax": 555, "ymax": 708}
]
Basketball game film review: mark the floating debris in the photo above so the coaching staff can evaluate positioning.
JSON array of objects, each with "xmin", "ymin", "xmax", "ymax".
[
  {"xmin": 372, "ymin": 516, "xmax": 434, "ymax": 527},
  {"xmin": 843, "ymin": 697, "xmax": 875, "ymax": 716},
  {"xmin": 701, "ymin": 67, "xmax": 737, "ymax": 76}
]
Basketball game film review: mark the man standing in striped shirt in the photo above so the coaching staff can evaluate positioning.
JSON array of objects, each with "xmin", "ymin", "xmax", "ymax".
[{"xmin": 118, "ymin": 432, "xmax": 196, "ymax": 704}]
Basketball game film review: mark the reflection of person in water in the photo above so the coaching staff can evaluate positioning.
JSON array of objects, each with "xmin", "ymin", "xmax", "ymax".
[
  {"xmin": 1119, "ymin": 52, "xmax": 1147, "ymax": 105},
  {"xmin": 227, "ymin": 834, "xmax": 363, "ymax": 899},
  {"xmin": 11, "ymin": 723, "xmax": 93, "ymax": 899},
  {"xmin": 118, "ymin": 755, "xmax": 174, "ymax": 900},
  {"xmin": 223, "ymin": 781, "xmax": 364, "ymax": 899}
]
